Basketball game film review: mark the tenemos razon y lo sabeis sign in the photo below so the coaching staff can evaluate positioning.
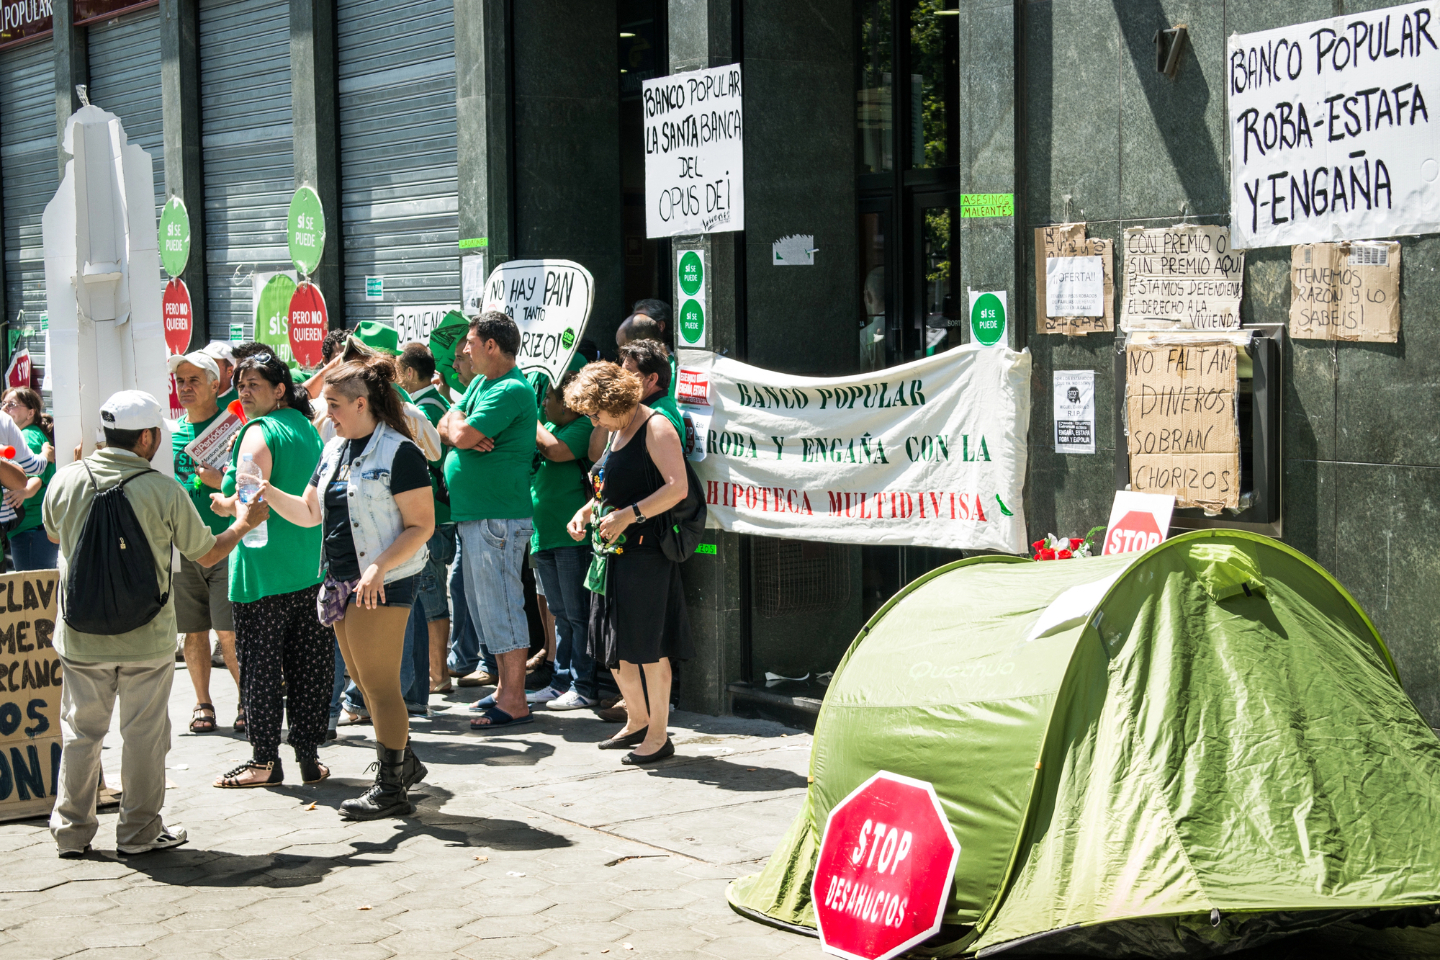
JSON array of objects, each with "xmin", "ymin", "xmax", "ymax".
[
  {"xmin": 1228, "ymin": 4, "xmax": 1440, "ymax": 247},
  {"xmin": 676, "ymin": 345, "xmax": 1031, "ymax": 554}
]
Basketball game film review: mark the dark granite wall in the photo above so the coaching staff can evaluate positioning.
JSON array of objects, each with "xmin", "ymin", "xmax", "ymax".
[
  {"xmin": 512, "ymin": 1, "xmax": 625, "ymax": 339},
  {"xmin": 741, "ymin": 0, "xmax": 857, "ymax": 375},
  {"xmin": 1021, "ymin": 0, "xmax": 1440, "ymax": 723}
]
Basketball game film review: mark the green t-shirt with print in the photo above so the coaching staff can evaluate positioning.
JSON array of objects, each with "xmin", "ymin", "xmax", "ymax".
[
  {"xmin": 443, "ymin": 366, "xmax": 537, "ymax": 521},
  {"xmin": 221, "ymin": 406, "xmax": 324, "ymax": 603},
  {"xmin": 648, "ymin": 393, "xmax": 686, "ymax": 442},
  {"xmin": 170, "ymin": 409, "xmax": 231, "ymax": 537},
  {"xmin": 13, "ymin": 425, "xmax": 53, "ymax": 535},
  {"xmin": 530, "ymin": 416, "xmax": 592, "ymax": 553}
]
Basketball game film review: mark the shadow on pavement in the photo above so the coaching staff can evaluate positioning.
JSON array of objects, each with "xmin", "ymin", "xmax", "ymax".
[{"xmin": 638, "ymin": 756, "xmax": 808, "ymax": 792}]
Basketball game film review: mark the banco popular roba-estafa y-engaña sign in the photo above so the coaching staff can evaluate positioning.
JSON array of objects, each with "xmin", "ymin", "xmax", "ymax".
[{"xmin": 678, "ymin": 345, "xmax": 1030, "ymax": 553}]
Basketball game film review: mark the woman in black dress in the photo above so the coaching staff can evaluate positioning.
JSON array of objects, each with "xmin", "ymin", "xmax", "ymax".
[{"xmin": 564, "ymin": 362, "xmax": 692, "ymax": 764}]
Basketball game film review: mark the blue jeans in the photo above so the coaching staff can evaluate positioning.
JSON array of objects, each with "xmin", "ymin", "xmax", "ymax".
[
  {"xmin": 457, "ymin": 518, "xmax": 533, "ymax": 657},
  {"xmin": 533, "ymin": 545, "xmax": 596, "ymax": 700},
  {"xmin": 447, "ymin": 537, "xmax": 491, "ymax": 676},
  {"xmin": 10, "ymin": 527, "xmax": 57, "ymax": 571}
]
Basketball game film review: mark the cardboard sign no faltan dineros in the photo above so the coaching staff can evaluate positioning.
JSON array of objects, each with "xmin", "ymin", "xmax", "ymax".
[
  {"xmin": 1289, "ymin": 241, "xmax": 1400, "ymax": 342},
  {"xmin": 0, "ymin": 571, "xmax": 61, "ymax": 823},
  {"xmin": 1124, "ymin": 341, "xmax": 1240, "ymax": 515}
]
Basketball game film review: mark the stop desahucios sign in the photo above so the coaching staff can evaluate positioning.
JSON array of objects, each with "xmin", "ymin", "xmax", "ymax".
[{"xmin": 812, "ymin": 771, "xmax": 961, "ymax": 960}]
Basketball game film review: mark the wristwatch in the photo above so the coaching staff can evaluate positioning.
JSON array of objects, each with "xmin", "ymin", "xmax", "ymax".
[{"xmin": 631, "ymin": 504, "xmax": 646, "ymax": 523}]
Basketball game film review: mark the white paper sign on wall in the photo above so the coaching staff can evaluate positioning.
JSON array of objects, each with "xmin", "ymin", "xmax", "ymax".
[
  {"xmin": 1045, "ymin": 256, "xmax": 1104, "ymax": 317},
  {"xmin": 1053, "ymin": 369, "xmax": 1096, "ymax": 454},
  {"xmin": 1228, "ymin": 8, "xmax": 1440, "ymax": 248},
  {"xmin": 643, "ymin": 63, "xmax": 744, "ymax": 237}
]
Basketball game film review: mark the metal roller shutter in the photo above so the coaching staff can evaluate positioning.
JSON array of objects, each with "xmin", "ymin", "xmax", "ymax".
[
  {"xmin": 199, "ymin": 0, "xmax": 293, "ymax": 342},
  {"xmin": 338, "ymin": 0, "xmax": 458, "ymax": 333},
  {"xmin": 87, "ymin": 9, "xmax": 164, "ymax": 222},
  {"xmin": 0, "ymin": 39, "xmax": 57, "ymax": 388}
]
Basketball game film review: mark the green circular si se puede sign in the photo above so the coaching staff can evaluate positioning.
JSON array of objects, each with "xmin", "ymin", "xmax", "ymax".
[
  {"xmin": 159, "ymin": 198, "xmax": 191, "ymax": 278},
  {"xmin": 287, "ymin": 186, "xmax": 326, "ymax": 276}
]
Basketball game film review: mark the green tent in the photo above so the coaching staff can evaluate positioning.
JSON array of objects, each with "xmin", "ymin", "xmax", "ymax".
[{"xmin": 728, "ymin": 531, "xmax": 1440, "ymax": 956}]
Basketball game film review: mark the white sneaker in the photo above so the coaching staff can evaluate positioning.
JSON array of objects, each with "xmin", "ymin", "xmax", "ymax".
[
  {"xmin": 118, "ymin": 828, "xmax": 188, "ymax": 855},
  {"xmin": 548, "ymin": 690, "xmax": 597, "ymax": 710},
  {"xmin": 525, "ymin": 685, "xmax": 563, "ymax": 704}
]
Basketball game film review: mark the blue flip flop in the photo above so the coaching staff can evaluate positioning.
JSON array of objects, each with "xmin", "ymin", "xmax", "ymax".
[
  {"xmin": 469, "ymin": 707, "xmax": 534, "ymax": 733},
  {"xmin": 467, "ymin": 695, "xmax": 497, "ymax": 712}
]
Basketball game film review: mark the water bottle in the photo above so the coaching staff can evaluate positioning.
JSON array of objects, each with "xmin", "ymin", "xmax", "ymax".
[{"xmin": 235, "ymin": 453, "xmax": 268, "ymax": 548}]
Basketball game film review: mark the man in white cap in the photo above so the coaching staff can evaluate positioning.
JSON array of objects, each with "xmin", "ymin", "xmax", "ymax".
[
  {"xmin": 167, "ymin": 352, "xmax": 242, "ymax": 735},
  {"xmin": 201, "ymin": 341, "xmax": 238, "ymax": 409},
  {"xmin": 43, "ymin": 390, "xmax": 267, "ymax": 858}
]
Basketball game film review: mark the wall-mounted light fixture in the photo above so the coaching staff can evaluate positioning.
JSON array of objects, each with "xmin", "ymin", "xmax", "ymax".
[{"xmin": 1155, "ymin": 25, "xmax": 1188, "ymax": 79}]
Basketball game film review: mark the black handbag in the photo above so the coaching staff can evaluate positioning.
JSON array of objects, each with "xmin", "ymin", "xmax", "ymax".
[{"xmin": 643, "ymin": 432, "xmax": 707, "ymax": 563}]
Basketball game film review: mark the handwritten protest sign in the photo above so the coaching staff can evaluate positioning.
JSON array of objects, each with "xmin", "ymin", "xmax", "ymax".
[
  {"xmin": 644, "ymin": 63, "xmax": 744, "ymax": 237},
  {"xmin": 1120, "ymin": 225, "xmax": 1245, "ymax": 332},
  {"xmin": 1229, "ymin": 7, "xmax": 1440, "ymax": 248},
  {"xmin": 394, "ymin": 304, "xmax": 462, "ymax": 347},
  {"xmin": 679, "ymin": 345, "xmax": 1031, "ymax": 553},
  {"xmin": 0, "ymin": 571, "xmax": 61, "ymax": 823},
  {"xmin": 1124, "ymin": 341, "xmax": 1240, "ymax": 515},
  {"xmin": 480, "ymin": 260, "xmax": 594, "ymax": 387},
  {"xmin": 1289, "ymin": 241, "xmax": 1400, "ymax": 341},
  {"xmin": 1034, "ymin": 224, "xmax": 1113, "ymax": 335}
]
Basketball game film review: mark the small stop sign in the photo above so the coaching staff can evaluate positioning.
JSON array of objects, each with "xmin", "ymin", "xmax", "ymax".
[
  {"xmin": 812, "ymin": 772, "xmax": 960, "ymax": 960},
  {"xmin": 1103, "ymin": 510, "xmax": 1163, "ymax": 555},
  {"xmin": 162, "ymin": 278, "xmax": 193, "ymax": 355},
  {"xmin": 288, "ymin": 281, "xmax": 328, "ymax": 368}
]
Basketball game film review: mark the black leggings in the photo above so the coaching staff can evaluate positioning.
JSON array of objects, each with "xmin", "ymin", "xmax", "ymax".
[{"xmin": 232, "ymin": 584, "xmax": 334, "ymax": 764}]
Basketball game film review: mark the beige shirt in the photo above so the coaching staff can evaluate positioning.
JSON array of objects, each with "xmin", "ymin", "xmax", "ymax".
[{"xmin": 43, "ymin": 447, "xmax": 218, "ymax": 663}]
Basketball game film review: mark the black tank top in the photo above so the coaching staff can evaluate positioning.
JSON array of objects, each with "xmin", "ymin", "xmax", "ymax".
[{"xmin": 591, "ymin": 412, "xmax": 663, "ymax": 544}]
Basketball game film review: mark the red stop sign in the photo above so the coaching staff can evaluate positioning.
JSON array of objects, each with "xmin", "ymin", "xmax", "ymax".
[
  {"xmin": 288, "ymin": 281, "xmax": 328, "ymax": 368},
  {"xmin": 1103, "ymin": 510, "xmax": 1164, "ymax": 555},
  {"xmin": 811, "ymin": 772, "xmax": 961, "ymax": 960},
  {"xmin": 162, "ymin": 278, "xmax": 192, "ymax": 355}
]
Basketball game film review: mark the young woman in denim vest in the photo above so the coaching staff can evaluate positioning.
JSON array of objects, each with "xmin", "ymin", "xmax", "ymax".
[{"xmin": 260, "ymin": 357, "xmax": 435, "ymax": 819}]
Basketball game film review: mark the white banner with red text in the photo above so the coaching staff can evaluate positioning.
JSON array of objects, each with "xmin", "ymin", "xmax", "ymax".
[{"xmin": 675, "ymin": 345, "xmax": 1031, "ymax": 553}]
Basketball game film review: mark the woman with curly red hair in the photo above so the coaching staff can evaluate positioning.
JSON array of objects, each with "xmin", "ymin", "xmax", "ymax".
[{"xmin": 564, "ymin": 362, "xmax": 692, "ymax": 765}]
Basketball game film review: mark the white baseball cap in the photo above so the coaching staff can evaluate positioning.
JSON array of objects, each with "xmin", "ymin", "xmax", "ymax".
[
  {"xmin": 99, "ymin": 391, "xmax": 164, "ymax": 431},
  {"xmin": 201, "ymin": 341, "xmax": 237, "ymax": 365},
  {"xmin": 166, "ymin": 351, "xmax": 221, "ymax": 380}
]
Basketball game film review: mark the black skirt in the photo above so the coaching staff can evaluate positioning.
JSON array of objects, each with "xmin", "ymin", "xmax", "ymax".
[{"xmin": 588, "ymin": 544, "xmax": 694, "ymax": 667}]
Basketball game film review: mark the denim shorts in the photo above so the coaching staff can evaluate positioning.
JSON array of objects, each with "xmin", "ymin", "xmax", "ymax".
[{"xmin": 457, "ymin": 517, "xmax": 533, "ymax": 656}]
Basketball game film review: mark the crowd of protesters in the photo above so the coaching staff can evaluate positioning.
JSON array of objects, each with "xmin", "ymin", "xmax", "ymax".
[{"xmin": 29, "ymin": 299, "xmax": 691, "ymax": 856}]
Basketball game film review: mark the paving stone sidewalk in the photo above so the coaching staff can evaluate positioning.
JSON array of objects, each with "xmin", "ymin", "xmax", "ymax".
[{"xmin": 0, "ymin": 667, "xmax": 822, "ymax": 960}]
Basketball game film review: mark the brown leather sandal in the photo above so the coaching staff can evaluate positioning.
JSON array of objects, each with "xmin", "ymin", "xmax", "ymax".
[{"xmin": 189, "ymin": 703, "xmax": 217, "ymax": 734}]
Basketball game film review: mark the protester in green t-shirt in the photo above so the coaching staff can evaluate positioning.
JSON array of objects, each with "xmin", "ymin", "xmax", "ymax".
[
  {"xmin": 209, "ymin": 353, "xmax": 331, "ymax": 789},
  {"xmin": 620, "ymin": 339, "xmax": 685, "ymax": 438},
  {"xmin": 438, "ymin": 312, "xmax": 537, "ymax": 732},
  {"xmin": 526, "ymin": 372, "xmax": 598, "ymax": 710},
  {"xmin": 0, "ymin": 387, "xmax": 55, "ymax": 571},
  {"xmin": 167, "ymin": 352, "xmax": 243, "ymax": 736}
]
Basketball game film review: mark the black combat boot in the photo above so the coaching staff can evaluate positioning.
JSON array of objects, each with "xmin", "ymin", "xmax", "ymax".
[
  {"xmin": 339, "ymin": 744, "xmax": 413, "ymax": 820},
  {"xmin": 401, "ymin": 742, "xmax": 427, "ymax": 788}
]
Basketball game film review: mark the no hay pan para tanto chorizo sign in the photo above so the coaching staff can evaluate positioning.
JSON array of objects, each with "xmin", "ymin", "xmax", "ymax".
[{"xmin": 480, "ymin": 260, "xmax": 594, "ymax": 388}]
